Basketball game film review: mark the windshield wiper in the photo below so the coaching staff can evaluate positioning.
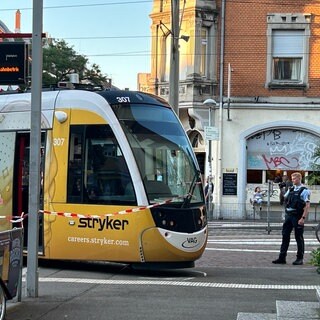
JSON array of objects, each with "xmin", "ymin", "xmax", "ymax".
[{"xmin": 181, "ymin": 170, "xmax": 201, "ymax": 208}]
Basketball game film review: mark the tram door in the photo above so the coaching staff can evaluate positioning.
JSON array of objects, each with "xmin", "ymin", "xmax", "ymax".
[
  {"xmin": 0, "ymin": 132, "xmax": 16, "ymax": 232},
  {"xmin": 13, "ymin": 133, "xmax": 45, "ymax": 252}
]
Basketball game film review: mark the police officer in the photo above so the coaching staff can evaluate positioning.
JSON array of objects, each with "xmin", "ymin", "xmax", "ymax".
[{"xmin": 272, "ymin": 172, "xmax": 311, "ymax": 265}]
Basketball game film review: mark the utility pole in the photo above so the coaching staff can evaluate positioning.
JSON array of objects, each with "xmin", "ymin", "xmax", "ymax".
[
  {"xmin": 217, "ymin": 0, "xmax": 226, "ymax": 220},
  {"xmin": 27, "ymin": 0, "xmax": 43, "ymax": 297},
  {"xmin": 169, "ymin": 0, "xmax": 180, "ymax": 116}
]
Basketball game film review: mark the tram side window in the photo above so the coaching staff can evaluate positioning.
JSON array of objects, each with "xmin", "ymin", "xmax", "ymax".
[
  {"xmin": 68, "ymin": 127, "xmax": 83, "ymax": 202},
  {"xmin": 67, "ymin": 125, "xmax": 136, "ymax": 205}
]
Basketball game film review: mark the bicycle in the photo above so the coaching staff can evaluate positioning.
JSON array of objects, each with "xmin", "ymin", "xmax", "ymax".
[
  {"xmin": 0, "ymin": 288, "xmax": 5, "ymax": 320},
  {"xmin": 0, "ymin": 277, "xmax": 11, "ymax": 320}
]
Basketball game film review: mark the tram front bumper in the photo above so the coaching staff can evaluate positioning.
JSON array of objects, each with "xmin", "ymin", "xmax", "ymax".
[{"xmin": 140, "ymin": 226, "xmax": 207, "ymax": 263}]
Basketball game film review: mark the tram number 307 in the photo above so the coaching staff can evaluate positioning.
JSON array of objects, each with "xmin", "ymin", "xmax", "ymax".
[
  {"xmin": 116, "ymin": 97, "xmax": 131, "ymax": 103},
  {"xmin": 53, "ymin": 138, "xmax": 65, "ymax": 146}
]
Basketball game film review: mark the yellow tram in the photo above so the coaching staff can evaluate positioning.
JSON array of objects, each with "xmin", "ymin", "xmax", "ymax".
[{"xmin": 0, "ymin": 89, "xmax": 207, "ymax": 268}]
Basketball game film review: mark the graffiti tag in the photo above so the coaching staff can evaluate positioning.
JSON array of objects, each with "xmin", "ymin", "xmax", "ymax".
[{"xmin": 262, "ymin": 155, "xmax": 299, "ymax": 170}]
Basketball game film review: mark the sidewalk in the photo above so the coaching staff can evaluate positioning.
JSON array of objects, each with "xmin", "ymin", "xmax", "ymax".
[
  {"xmin": 6, "ymin": 221, "xmax": 320, "ymax": 320},
  {"xmin": 6, "ymin": 272, "xmax": 100, "ymax": 320}
]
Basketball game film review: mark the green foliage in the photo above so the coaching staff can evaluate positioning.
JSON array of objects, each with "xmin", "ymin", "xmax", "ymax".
[
  {"xmin": 310, "ymin": 247, "xmax": 320, "ymax": 273},
  {"xmin": 307, "ymin": 146, "xmax": 320, "ymax": 185},
  {"xmin": 42, "ymin": 39, "xmax": 108, "ymax": 87}
]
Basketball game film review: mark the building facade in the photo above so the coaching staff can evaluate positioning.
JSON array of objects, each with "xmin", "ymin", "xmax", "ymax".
[
  {"xmin": 142, "ymin": 0, "xmax": 320, "ymax": 219},
  {"xmin": 141, "ymin": 0, "xmax": 220, "ymax": 178}
]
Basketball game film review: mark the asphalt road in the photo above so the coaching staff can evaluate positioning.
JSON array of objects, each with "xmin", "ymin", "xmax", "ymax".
[{"xmin": 6, "ymin": 224, "xmax": 320, "ymax": 320}]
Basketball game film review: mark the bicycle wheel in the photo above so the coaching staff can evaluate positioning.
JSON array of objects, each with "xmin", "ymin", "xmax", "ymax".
[
  {"xmin": 316, "ymin": 223, "xmax": 320, "ymax": 243},
  {"xmin": 0, "ymin": 284, "xmax": 6, "ymax": 320}
]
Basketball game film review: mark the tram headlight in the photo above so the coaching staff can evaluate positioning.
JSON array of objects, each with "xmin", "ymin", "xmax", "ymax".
[
  {"xmin": 161, "ymin": 219, "xmax": 176, "ymax": 228},
  {"xmin": 158, "ymin": 211, "xmax": 165, "ymax": 218}
]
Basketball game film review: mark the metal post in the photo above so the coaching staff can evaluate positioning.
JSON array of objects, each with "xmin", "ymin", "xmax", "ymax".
[
  {"xmin": 208, "ymin": 106, "xmax": 213, "ymax": 217},
  {"xmin": 27, "ymin": 0, "xmax": 43, "ymax": 297},
  {"xmin": 169, "ymin": 0, "xmax": 180, "ymax": 116},
  {"xmin": 267, "ymin": 180, "xmax": 271, "ymax": 234},
  {"xmin": 208, "ymin": 105, "xmax": 212, "ymax": 172},
  {"xmin": 203, "ymin": 99, "xmax": 217, "ymax": 219},
  {"xmin": 218, "ymin": 0, "xmax": 226, "ymax": 220}
]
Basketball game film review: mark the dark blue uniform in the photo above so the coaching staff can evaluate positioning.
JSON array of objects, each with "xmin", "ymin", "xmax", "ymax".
[{"xmin": 277, "ymin": 186, "xmax": 310, "ymax": 263}]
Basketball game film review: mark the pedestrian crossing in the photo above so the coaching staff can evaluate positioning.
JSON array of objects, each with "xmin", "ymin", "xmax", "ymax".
[
  {"xmin": 207, "ymin": 238, "xmax": 318, "ymax": 246},
  {"xmin": 205, "ymin": 234, "xmax": 318, "ymax": 254},
  {"xmin": 207, "ymin": 221, "xmax": 316, "ymax": 228}
]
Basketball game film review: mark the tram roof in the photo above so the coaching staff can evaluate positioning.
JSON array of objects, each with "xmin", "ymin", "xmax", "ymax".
[
  {"xmin": 0, "ymin": 88, "xmax": 171, "ymax": 110},
  {"xmin": 98, "ymin": 90, "xmax": 170, "ymax": 108},
  {"xmin": 0, "ymin": 88, "xmax": 172, "ymax": 131}
]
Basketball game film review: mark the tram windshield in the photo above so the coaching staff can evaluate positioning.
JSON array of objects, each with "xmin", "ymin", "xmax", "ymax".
[{"xmin": 112, "ymin": 104, "xmax": 204, "ymax": 205}]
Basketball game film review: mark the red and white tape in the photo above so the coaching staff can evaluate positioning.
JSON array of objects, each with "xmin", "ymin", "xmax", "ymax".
[
  {"xmin": 1, "ymin": 198, "xmax": 175, "ymax": 223},
  {"xmin": 39, "ymin": 198, "xmax": 173, "ymax": 219}
]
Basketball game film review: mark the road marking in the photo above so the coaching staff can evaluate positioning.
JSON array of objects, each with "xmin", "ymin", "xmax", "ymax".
[
  {"xmin": 35, "ymin": 277, "xmax": 319, "ymax": 290},
  {"xmin": 205, "ymin": 248, "xmax": 313, "ymax": 253},
  {"xmin": 208, "ymin": 238, "xmax": 315, "ymax": 241},
  {"xmin": 207, "ymin": 240, "xmax": 318, "ymax": 245}
]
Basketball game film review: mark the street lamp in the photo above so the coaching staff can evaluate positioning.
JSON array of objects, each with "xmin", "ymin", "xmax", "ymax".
[{"xmin": 203, "ymin": 98, "xmax": 217, "ymax": 218}]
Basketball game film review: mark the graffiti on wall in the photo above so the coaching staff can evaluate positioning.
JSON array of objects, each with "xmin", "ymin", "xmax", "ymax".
[{"xmin": 247, "ymin": 129, "xmax": 320, "ymax": 170}]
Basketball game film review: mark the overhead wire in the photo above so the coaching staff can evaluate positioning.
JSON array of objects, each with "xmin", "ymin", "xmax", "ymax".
[
  {"xmin": 2, "ymin": 0, "xmax": 316, "ymax": 90},
  {"xmin": 3, "ymin": 0, "xmax": 320, "ymax": 11},
  {"xmin": 2, "ymin": 1, "xmax": 319, "ymax": 41},
  {"xmin": 1, "ymin": 1, "xmax": 153, "ymax": 11}
]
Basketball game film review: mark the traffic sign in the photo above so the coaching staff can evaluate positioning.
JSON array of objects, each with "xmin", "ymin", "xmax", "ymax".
[{"xmin": 204, "ymin": 126, "xmax": 219, "ymax": 140}]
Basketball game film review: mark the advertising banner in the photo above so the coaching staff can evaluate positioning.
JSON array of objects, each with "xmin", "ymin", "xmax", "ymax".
[{"xmin": 0, "ymin": 43, "xmax": 27, "ymax": 85}]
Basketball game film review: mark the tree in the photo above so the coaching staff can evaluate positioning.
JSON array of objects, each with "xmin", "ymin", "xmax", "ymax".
[
  {"xmin": 42, "ymin": 39, "xmax": 108, "ymax": 87},
  {"xmin": 307, "ymin": 146, "xmax": 320, "ymax": 185}
]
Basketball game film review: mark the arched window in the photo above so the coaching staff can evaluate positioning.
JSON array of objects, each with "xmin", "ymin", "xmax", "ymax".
[{"xmin": 247, "ymin": 129, "xmax": 320, "ymax": 184}]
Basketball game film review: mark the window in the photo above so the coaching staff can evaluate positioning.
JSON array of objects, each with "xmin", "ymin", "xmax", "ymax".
[
  {"xmin": 272, "ymin": 30, "xmax": 303, "ymax": 81},
  {"xmin": 266, "ymin": 14, "xmax": 311, "ymax": 88},
  {"xmin": 247, "ymin": 170, "xmax": 263, "ymax": 184},
  {"xmin": 163, "ymin": 33, "xmax": 172, "ymax": 81},
  {"xmin": 114, "ymin": 104, "xmax": 204, "ymax": 204},
  {"xmin": 273, "ymin": 57, "xmax": 301, "ymax": 81},
  {"xmin": 67, "ymin": 125, "xmax": 136, "ymax": 205},
  {"xmin": 246, "ymin": 129, "xmax": 320, "ymax": 185},
  {"xmin": 200, "ymin": 28, "xmax": 208, "ymax": 76}
]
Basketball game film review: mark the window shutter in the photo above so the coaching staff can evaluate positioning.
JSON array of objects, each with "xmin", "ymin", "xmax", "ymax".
[{"xmin": 272, "ymin": 30, "xmax": 304, "ymax": 57}]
